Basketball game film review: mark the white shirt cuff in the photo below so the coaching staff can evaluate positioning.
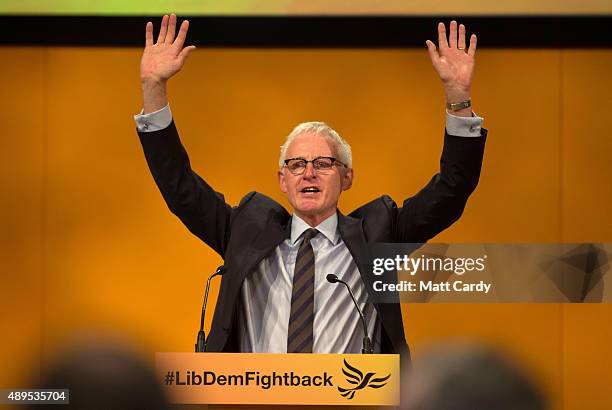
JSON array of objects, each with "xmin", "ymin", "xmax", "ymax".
[
  {"xmin": 133, "ymin": 104, "xmax": 173, "ymax": 132},
  {"xmin": 445, "ymin": 110, "xmax": 484, "ymax": 137}
]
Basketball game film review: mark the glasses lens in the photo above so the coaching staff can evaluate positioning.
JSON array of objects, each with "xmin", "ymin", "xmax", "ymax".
[
  {"xmin": 287, "ymin": 159, "xmax": 306, "ymax": 174},
  {"xmin": 313, "ymin": 157, "xmax": 334, "ymax": 172}
]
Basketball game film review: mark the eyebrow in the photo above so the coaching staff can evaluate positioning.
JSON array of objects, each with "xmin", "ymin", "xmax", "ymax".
[{"xmin": 288, "ymin": 156, "xmax": 333, "ymax": 160}]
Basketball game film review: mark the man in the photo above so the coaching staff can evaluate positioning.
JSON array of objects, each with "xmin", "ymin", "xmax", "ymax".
[{"xmin": 134, "ymin": 15, "xmax": 486, "ymax": 366}]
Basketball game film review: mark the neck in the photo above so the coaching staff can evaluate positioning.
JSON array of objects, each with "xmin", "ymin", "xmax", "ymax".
[{"xmin": 294, "ymin": 209, "xmax": 336, "ymax": 227}]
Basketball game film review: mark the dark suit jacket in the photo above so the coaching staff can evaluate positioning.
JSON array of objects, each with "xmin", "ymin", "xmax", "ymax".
[{"xmin": 138, "ymin": 121, "xmax": 487, "ymax": 368}]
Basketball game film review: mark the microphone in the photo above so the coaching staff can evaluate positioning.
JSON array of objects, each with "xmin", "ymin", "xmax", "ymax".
[
  {"xmin": 195, "ymin": 265, "xmax": 226, "ymax": 353},
  {"xmin": 326, "ymin": 273, "xmax": 373, "ymax": 354}
]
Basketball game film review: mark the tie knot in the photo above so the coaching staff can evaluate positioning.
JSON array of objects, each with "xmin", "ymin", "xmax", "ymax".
[{"xmin": 302, "ymin": 228, "xmax": 319, "ymax": 244}]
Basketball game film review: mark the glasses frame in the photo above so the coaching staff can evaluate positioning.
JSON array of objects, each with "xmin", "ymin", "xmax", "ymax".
[{"xmin": 283, "ymin": 156, "xmax": 347, "ymax": 175}]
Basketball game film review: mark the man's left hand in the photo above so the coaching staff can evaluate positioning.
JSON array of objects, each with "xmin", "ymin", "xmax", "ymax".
[{"xmin": 426, "ymin": 20, "xmax": 477, "ymax": 107}]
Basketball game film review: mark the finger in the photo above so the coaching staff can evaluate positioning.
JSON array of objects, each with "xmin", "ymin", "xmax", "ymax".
[
  {"xmin": 145, "ymin": 21, "xmax": 153, "ymax": 47},
  {"xmin": 173, "ymin": 20, "xmax": 190, "ymax": 50},
  {"xmin": 178, "ymin": 45, "xmax": 196, "ymax": 63},
  {"xmin": 449, "ymin": 20, "xmax": 457, "ymax": 48},
  {"xmin": 467, "ymin": 34, "xmax": 477, "ymax": 56},
  {"xmin": 458, "ymin": 23, "xmax": 466, "ymax": 49},
  {"xmin": 437, "ymin": 22, "xmax": 448, "ymax": 49},
  {"xmin": 165, "ymin": 13, "xmax": 177, "ymax": 44},
  {"xmin": 425, "ymin": 40, "xmax": 441, "ymax": 68},
  {"xmin": 156, "ymin": 14, "xmax": 168, "ymax": 44}
]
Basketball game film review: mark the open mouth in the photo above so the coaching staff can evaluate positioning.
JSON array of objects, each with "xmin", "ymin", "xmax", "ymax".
[{"xmin": 300, "ymin": 186, "xmax": 321, "ymax": 194}]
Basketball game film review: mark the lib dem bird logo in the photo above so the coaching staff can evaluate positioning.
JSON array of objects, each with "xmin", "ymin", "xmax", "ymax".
[{"xmin": 337, "ymin": 359, "xmax": 391, "ymax": 399}]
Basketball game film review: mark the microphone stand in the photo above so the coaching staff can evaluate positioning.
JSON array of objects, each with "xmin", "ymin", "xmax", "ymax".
[
  {"xmin": 195, "ymin": 265, "xmax": 225, "ymax": 353},
  {"xmin": 326, "ymin": 274, "xmax": 373, "ymax": 354}
]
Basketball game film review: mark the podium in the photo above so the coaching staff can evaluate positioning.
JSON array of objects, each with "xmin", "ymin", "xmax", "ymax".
[{"xmin": 156, "ymin": 353, "xmax": 400, "ymax": 406}]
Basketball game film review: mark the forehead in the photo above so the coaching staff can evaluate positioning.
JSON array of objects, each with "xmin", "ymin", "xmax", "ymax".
[{"xmin": 285, "ymin": 132, "xmax": 336, "ymax": 158}]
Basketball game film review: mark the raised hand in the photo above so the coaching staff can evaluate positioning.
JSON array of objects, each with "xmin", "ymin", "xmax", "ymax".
[
  {"xmin": 426, "ymin": 21, "xmax": 477, "ymax": 107},
  {"xmin": 140, "ymin": 14, "xmax": 195, "ymax": 113},
  {"xmin": 140, "ymin": 14, "xmax": 195, "ymax": 83}
]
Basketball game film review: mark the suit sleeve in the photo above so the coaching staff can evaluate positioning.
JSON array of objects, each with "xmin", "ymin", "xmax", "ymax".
[
  {"xmin": 394, "ymin": 129, "xmax": 487, "ymax": 242},
  {"xmin": 137, "ymin": 121, "xmax": 233, "ymax": 257}
]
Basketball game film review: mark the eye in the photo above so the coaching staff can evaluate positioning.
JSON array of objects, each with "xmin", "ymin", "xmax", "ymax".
[
  {"xmin": 287, "ymin": 159, "xmax": 306, "ymax": 172},
  {"xmin": 314, "ymin": 158, "xmax": 333, "ymax": 169}
]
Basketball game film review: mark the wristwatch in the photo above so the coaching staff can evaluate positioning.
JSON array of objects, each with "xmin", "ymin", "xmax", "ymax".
[{"xmin": 446, "ymin": 99, "xmax": 471, "ymax": 111}]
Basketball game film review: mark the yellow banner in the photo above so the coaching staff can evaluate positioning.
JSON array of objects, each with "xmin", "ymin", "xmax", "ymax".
[{"xmin": 155, "ymin": 352, "xmax": 400, "ymax": 405}]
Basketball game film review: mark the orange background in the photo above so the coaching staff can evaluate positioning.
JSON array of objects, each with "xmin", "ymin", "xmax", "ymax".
[{"xmin": 0, "ymin": 46, "xmax": 610, "ymax": 409}]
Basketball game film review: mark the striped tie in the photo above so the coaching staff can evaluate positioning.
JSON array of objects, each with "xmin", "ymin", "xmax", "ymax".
[{"xmin": 287, "ymin": 228, "xmax": 318, "ymax": 353}]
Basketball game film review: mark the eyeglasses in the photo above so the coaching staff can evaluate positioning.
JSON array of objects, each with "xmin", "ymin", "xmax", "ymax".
[{"xmin": 283, "ymin": 156, "xmax": 347, "ymax": 175}]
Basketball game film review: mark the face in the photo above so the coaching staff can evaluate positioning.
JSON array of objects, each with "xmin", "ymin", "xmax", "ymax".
[{"xmin": 278, "ymin": 133, "xmax": 353, "ymax": 223}]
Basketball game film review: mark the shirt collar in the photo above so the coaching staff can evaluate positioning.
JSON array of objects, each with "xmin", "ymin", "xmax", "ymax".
[{"xmin": 291, "ymin": 212, "xmax": 340, "ymax": 246}]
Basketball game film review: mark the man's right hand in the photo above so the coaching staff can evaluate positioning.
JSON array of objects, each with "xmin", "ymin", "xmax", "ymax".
[{"xmin": 140, "ymin": 14, "xmax": 196, "ymax": 113}]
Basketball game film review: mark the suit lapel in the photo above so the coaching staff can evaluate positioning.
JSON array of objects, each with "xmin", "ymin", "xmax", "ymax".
[
  {"xmin": 338, "ymin": 211, "xmax": 404, "ymax": 354},
  {"xmin": 337, "ymin": 211, "xmax": 381, "ymax": 309},
  {"xmin": 237, "ymin": 208, "xmax": 291, "ymax": 285}
]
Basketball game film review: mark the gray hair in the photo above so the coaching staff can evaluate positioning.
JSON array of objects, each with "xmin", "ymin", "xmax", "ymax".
[{"xmin": 278, "ymin": 121, "xmax": 353, "ymax": 169}]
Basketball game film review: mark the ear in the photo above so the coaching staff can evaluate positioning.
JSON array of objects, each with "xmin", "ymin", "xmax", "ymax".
[
  {"xmin": 341, "ymin": 168, "xmax": 354, "ymax": 191},
  {"xmin": 278, "ymin": 169, "xmax": 288, "ymax": 193}
]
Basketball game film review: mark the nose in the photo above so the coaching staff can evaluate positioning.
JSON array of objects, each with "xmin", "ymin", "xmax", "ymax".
[{"xmin": 302, "ymin": 162, "xmax": 317, "ymax": 179}]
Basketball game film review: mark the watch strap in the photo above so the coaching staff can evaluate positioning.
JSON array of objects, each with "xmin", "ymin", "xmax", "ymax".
[{"xmin": 446, "ymin": 99, "xmax": 472, "ymax": 111}]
